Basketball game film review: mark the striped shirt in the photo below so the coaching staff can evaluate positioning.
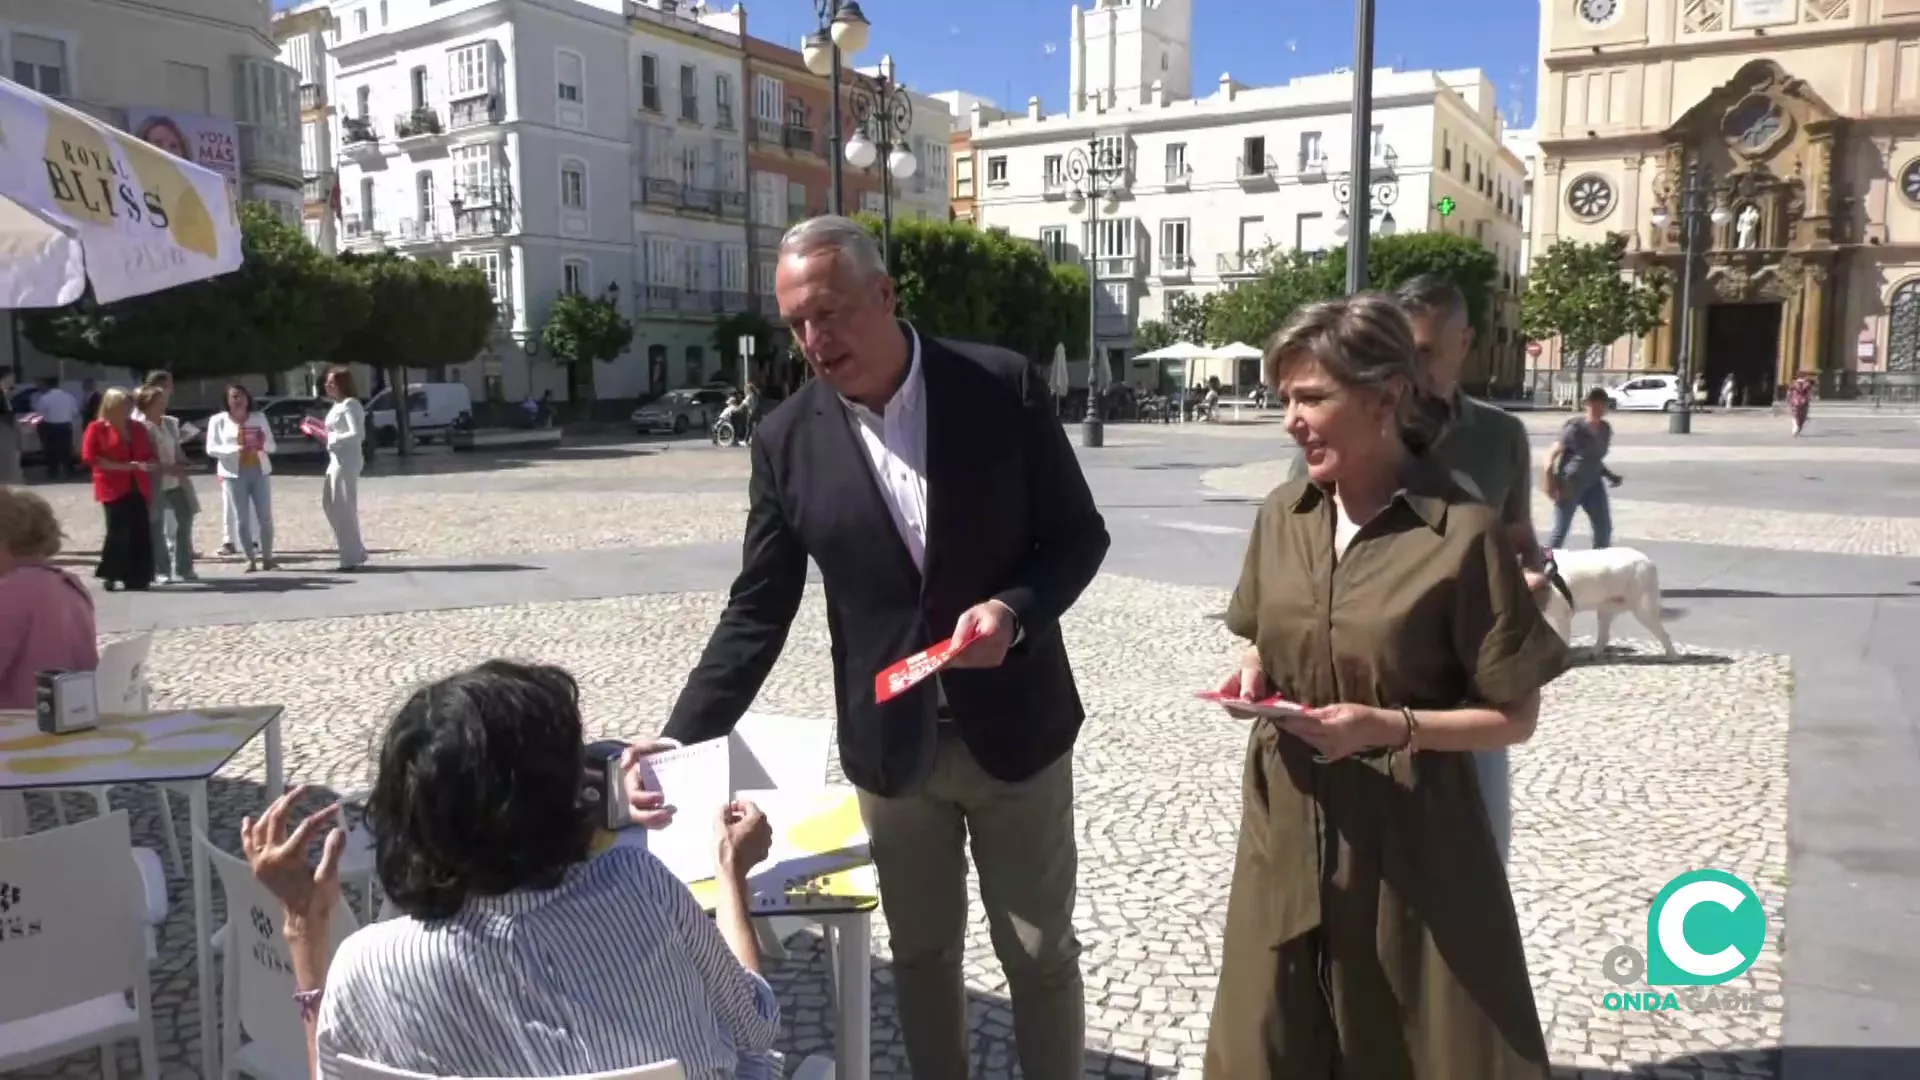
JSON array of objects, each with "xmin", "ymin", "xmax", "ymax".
[{"xmin": 316, "ymin": 846, "xmax": 780, "ymax": 1080}]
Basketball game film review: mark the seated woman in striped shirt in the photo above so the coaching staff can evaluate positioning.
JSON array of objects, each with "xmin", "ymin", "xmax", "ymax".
[{"xmin": 242, "ymin": 660, "xmax": 781, "ymax": 1079}]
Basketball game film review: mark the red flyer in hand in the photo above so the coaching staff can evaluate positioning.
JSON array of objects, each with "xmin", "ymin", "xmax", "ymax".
[
  {"xmin": 300, "ymin": 417, "xmax": 327, "ymax": 441},
  {"xmin": 242, "ymin": 426, "xmax": 265, "ymax": 451},
  {"xmin": 1194, "ymin": 690, "xmax": 1312, "ymax": 720},
  {"xmin": 875, "ymin": 627, "xmax": 982, "ymax": 704}
]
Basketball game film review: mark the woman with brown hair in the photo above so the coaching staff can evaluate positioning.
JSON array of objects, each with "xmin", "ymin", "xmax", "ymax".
[
  {"xmin": 1204, "ymin": 293, "xmax": 1568, "ymax": 1079},
  {"xmin": 321, "ymin": 365, "xmax": 368, "ymax": 570},
  {"xmin": 80, "ymin": 387, "xmax": 158, "ymax": 591},
  {"xmin": 135, "ymin": 383, "xmax": 199, "ymax": 583}
]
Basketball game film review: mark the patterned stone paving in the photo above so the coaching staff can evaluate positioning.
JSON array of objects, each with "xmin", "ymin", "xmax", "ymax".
[{"xmin": 11, "ymin": 578, "xmax": 1789, "ymax": 1079}]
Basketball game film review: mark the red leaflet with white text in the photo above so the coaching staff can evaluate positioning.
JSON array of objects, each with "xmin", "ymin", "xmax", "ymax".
[
  {"xmin": 1193, "ymin": 691, "xmax": 1312, "ymax": 720},
  {"xmin": 875, "ymin": 627, "xmax": 981, "ymax": 704},
  {"xmin": 300, "ymin": 417, "xmax": 328, "ymax": 441}
]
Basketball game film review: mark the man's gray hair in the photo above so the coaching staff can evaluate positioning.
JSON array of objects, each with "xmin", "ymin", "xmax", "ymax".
[
  {"xmin": 779, "ymin": 215, "xmax": 888, "ymax": 281},
  {"xmin": 1394, "ymin": 274, "xmax": 1468, "ymax": 324}
]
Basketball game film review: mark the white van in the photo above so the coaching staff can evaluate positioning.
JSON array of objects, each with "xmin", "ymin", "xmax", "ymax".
[{"xmin": 367, "ymin": 382, "xmax": 474, "ymax": 446}]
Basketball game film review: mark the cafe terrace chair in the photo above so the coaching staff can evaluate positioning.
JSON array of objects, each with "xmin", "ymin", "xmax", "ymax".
[
  {"xmin": 197, "ymin": 831, "xmax": 361, "ymax": 1080},
  {"xmin": 334, "ymin": 1057, "xmax": 687, "ymax": 1079},
  {"xmin": 0, "ymin": 811, "xmax": 161, "ymax": 1080},
  {"xmin": 44, "ymin": 634, "xmax": 190, "ymax": 879}
]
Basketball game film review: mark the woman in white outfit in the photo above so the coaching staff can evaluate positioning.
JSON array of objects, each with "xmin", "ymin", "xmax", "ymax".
[
  {"xmin": 322, "ymin": 365, "xmax": 368, "ymax": 570},
  {"xmin": 206, "ymin": 384, "xmax": 278, "ymax": 572}
]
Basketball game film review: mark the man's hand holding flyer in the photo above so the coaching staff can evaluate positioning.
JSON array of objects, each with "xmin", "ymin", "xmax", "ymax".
[{"xmin": 875, "ymin": 625, "xmax": 983, "ymax": 704}]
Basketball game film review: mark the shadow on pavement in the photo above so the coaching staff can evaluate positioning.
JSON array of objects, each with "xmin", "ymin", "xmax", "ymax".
[
  {"xmin": 1568, "ymin": 651, "xmax": 1734, "ymax": 669},
  {"xmin": 343, "ymin": 563, "xmax": 537, "ymax": 574}
]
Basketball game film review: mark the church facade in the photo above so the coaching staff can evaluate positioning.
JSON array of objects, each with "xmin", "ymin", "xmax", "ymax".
[{"xmin": 1530, "ymin": 0, "xmax": 1920, "ymax": 401}]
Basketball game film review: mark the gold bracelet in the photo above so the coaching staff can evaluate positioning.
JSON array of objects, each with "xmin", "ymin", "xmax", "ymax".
[{"xmin": 1399, "ymin": 707, "xmax": 1420, "ymax": 753}]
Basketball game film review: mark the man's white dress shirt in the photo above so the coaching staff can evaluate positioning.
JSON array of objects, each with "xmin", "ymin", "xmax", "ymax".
[
  {"xmin": 841, "ymin": 325, "xmax": 931, "ymax": 572},
  {"xmin": 33, "ymin": 387, "xmax": 77, "ymax": 424}
]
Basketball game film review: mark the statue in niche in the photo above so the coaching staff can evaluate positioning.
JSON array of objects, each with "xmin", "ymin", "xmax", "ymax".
[{"xmin": 1736, "ymin": 204, "xmax": 1761, "ymax": 249}]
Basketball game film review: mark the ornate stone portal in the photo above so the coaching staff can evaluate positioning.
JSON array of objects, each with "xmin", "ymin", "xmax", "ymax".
[{"xmin": 1636, "ymin": 59, "xmax": 1843, "ymax": 385}]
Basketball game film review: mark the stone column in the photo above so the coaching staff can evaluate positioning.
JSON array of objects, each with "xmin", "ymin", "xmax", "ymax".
[
  {"xmin": 1649, "ymin": 290, "xmax": 1676, "ymax": 372},
  {"xmin": 1798, "ymin": 262, "xmax": 1829, "ymax": 375}
]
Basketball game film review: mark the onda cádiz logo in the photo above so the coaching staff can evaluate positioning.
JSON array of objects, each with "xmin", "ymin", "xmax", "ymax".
[{"xmin": 1599, "ymin": 870, "xmax": 1773, "ymax": 1014}]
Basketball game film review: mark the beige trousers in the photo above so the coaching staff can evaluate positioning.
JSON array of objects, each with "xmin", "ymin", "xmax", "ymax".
[{"xmin": 857, "ymin": 727, "xmax": 1085, "ymax": 1080}]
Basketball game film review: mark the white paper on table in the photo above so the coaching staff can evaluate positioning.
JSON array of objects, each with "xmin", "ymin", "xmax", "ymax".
[
  {"xmin": 636, "ymin": 740, "xmax": 732, "ymax": 884},
  {"xmin": 733, "ymin": 787, "xmax": 870, "ymax": 894}
]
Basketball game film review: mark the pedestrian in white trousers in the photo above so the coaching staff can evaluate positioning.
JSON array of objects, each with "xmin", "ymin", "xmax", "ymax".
[{"xmin": 321, "ymin": 365, "xmax": 369, "ymax": 571}]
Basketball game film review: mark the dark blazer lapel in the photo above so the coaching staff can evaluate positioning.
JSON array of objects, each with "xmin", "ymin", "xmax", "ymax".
[
  {"xmin": 917, "ymin": 332, "xmax": 965, "ymax": 584},
  {"xmin": 807, "ymin": 373, "xmax": 922, "ymax": 589}
]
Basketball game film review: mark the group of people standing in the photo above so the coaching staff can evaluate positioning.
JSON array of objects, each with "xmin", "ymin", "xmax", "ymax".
[{"xmin": 0, "ymin": 365, "xmax": 369, "ymax": 591}]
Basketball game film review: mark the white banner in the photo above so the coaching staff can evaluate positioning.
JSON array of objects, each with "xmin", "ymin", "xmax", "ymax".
[{"xmin": 0, "ymin": 76, "xmax": 242, "ymax": 307}]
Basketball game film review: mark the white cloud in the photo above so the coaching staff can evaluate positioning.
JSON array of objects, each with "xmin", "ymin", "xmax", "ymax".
[{"xmin": 1043, "ymin": 42, "xmax": 1058, "ymax": 55}]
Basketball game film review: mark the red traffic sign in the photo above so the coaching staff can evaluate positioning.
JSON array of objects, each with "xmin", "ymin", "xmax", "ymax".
[{"xmin": 1526, "ymin": 341, "xmax": 1544, "ymax": 358}]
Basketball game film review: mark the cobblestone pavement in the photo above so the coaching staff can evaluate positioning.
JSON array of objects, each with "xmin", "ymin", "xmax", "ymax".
[
  {"xmin": 14, "ymin": 577, "xmax": 1789, "ymax": 1079},
  {"xmin": 1200, "ymin": 459, "xmax": 1920, "ymax": 557}
]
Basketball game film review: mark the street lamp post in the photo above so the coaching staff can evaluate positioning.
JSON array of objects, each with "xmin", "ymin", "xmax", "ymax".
[
  {"xmin": 1650, "ymin": 155, "xmax": 1731, "ymax": 435},
  {"xmin": 1059, "ymin": 137, "xmax": 1128, "ymax": 449},
  {"xmin": 800, "ymin": 0, "xmax": 871, "ymax": 216},
  {"xmin": 1345, "ymin": 0, "xmax": 1379, "ymax": 293},
  {"xmin": 842, "ymin": 69, "xmax": 916, "ymax": 274},
  {"xmin": 1332, "ymin": 152, "xmax": 1399, "ymax": 251}
]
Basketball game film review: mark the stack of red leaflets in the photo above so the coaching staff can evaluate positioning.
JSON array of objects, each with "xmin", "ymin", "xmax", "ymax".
[
  {"xmin": 874, "ymin": 627, "xmax": 981, "ymax": 704},
  {"xmin": 1193, "ymin": 690, "xmax": 1312, "ymax": 720},
  {"xmin": 300, "ymin": 416, "xmax": 327, "ymax": 441}
]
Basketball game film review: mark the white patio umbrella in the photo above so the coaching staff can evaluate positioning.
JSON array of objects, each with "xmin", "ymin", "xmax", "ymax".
[
  {"xmin": 1210, "ymin": 341, "xmax": 1264, "ymax": 360},
  {"xmin": 1047, "ymin": 342, "xmax": 1071, "ymax": 398},
  {"xmin": 1132, "ymin": 341, "xmax": 1209, "ymax": 361},
  {"xmin": 0, "ymin": 75, "xmax": 242, "ymax": 308},
  {"xmin": 1088, "ymin": 339, "xmax": 1114, "ymax": 397}
]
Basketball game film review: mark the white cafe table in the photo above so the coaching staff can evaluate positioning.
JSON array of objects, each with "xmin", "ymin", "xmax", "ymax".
[{"xmin": 0, "ymin": 705, "xmax": 287, "ymax": 1080}]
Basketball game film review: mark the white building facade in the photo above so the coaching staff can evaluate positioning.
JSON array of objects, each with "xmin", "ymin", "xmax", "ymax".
[
  {"xmin": 971, "ymin": 0, "xmax": 1529, "ymax": 392},
  {"xmin": 324, "ymin": 0, "xmax": 751, "ymax": 404},
  {"xmin": 277, "ymin": 0, "xmax": 339, "ymax": 253}
]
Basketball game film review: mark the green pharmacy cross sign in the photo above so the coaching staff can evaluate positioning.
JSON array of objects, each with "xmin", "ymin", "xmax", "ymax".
[{"xmin": 1436, "ymin": 196, "xmax": 1457, "ymax": 217}]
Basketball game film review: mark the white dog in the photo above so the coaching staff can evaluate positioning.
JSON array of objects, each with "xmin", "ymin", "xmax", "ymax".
[{"xmin": 1536, "ymin": 547, "xmax": 1677, "ymax": 657}]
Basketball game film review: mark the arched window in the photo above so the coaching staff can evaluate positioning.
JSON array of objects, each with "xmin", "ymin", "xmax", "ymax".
[{"xmin": 1890, "ymin": 279, "xmax": 1920, "ymax": 374}]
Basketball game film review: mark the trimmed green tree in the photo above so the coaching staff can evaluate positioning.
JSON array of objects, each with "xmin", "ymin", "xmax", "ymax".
[
  {"xmin": 24, "ymin": 202, "xmax": 367, "ymax": 381},
  {"xmin": 1133, "ymin": 320, "xmax": 1178, "ymax": 353},
  {"xmin": 863, "ymin": 216, "xmax": 1088, "ymax": 364},
  {"xmin": 1520, "ymin": 234, "xmax": 1668, "ymax": 406},
  {"xmin": 334, "ymin": 252, "xmax": 496, "ymax": 453},
  {"xmin": 541, "ymin": 291, "xmax": 634, "ymax": 410},
  {"xmin": 710, "ymin": 311, "xmax": 776, "ymax": 387}
]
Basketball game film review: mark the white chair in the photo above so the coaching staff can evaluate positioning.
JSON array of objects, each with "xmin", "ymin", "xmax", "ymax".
[
  {"xmin": 0, "ymin": 811, "xmax": 161, "ymax": 1080},
  {"xmin": 196, "ymin": 832, "xmax": 360, "ymax": 1080},
  {"xmin": 44, "ymin": 634, "xmax": 188, "ymax": 878},
  {"xmin": 334, "ymin": 1056, "xmax": 686, "ymax": 1079}
]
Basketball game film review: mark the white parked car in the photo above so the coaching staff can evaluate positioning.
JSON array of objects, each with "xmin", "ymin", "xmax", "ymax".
[
  {"xmin": 631, "ymin": 387, "xmax": 733, "ymax": 435},
  {"xmin": 1605, "ymin": 374, "xmax": 1683, "ymax": 412},
  {"xmin": 368, "ymin": 382, "xmax": 474, "ymax": 446}
]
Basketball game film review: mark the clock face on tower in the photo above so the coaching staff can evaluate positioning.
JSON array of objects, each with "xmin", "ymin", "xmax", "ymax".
[
  {"xmin": 1903, "ymin": 159, "xmax": 1920, "ymax": 204},
  {"xmin": 1579, "ymin": 0, "xmax": 1619, "ymax": 25}
]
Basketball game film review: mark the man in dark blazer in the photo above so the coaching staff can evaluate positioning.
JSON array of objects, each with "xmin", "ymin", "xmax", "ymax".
[{"xmin": 663, "ymin": 215, "xmax": 1109, "ymax": 1080}]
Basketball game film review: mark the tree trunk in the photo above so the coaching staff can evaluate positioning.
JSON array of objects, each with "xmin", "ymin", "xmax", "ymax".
[
  {"xmin": 1571, "ymin": 342, "xmax": 1586, "ymax": 412},
  {"xmin": 390, "ymin": 365, "xmax": 414, "ymax": 457}
]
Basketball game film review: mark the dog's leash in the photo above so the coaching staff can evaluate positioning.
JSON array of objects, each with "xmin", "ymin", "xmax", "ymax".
[{"xmin": 1539, "ymin": 548, "xmax": 1576, "ymax": 607}]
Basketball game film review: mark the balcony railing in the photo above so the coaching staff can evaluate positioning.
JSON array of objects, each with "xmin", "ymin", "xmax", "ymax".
[
  {"xmin": 640, "ymin": 177, "xmax": 682, "ymax": 207},
  {"xmin": 395, "ymin": 108, "xmax": 443, "ymax": 140},
  {"xmin": 751, "ymin": 224, "xmax": 784, "ymax": 249},
  {"xmin": 341, "ymin": 216, "xmax": 385, "ymax": 245},
  {"xmin": 1299, "ymin": 155, "xmax": 1327, "ymax": 177},
  {"xmin": 1157, "ymin": 253, "xmax": 1192, "ymax": 276},
  {"xmin": 1093, "ymin": 254, "xmax": 1138, "ymax": 279},
  {"xmin": 1165, "ymin": 164, "xmax": 1192, "ymax": 187},
  {"xmin": 449, "ymin": 96, "xmax": 502, "ymax": 129},
  {"xmin": 493, "ymin": 300, "xmax": 515, "ymax": 327},
  {"xmin": 302, "ymin": 173, "xmax": 334, "ymax": 202},
  {"xmin": 342, "ymin": 116, "xmax": 378, "ymax": 146},
  {"xmin": 718, "ymin": 290, "xmax": 750, "ymax": 313},
  {"xmin": 716, "ymin": 104, "xmax": 734, "ymax": 129},
  {"xmin": 752, "ymin": 118, "xmax": 780, "ymax": 145},
  {"xmin": 642, "ymin": 285, "xmax": 680, "ymax": 312},
  {"xmin": 389, "ymin": 216, "xmax": 444, "ymax": 242},
  {"xmin": 1237, "ymin": 155, "xmax": 1278, "ymax": 183},
  {"xmin": 299, "ymin": 84, "xmax": 325, "ymax": 110},
  {"xmin": 782, "ymin": 125, "xmax": 816, "ymax": 155},
  {"xmin": 1218, "ymin": 251, "xmax": 1267, "ymax": 275},
  {"xmin": 720, "ymin": 190, "xmax": 747, "ymax": 219},
  {"xmin": 682, "ymin": 186, "xmax": 720, "ymax": 214},
  {"xmin": 680, "ymin": 96, "xmax": 699, "ymax": 122},
  {"xmin": 1042, "ymin": 175, "xmax": 1069, "ymax": 199},
  {"xmin": 640, "ymin": 86, "xmax": 661, "ymax": 113},
  {"xmin": 680, "ymin": 289, "xmax": 720, "ymax": 313}
]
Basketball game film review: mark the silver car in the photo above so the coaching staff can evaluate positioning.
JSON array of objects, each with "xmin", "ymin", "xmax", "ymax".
[{"xmin": 631, "ymin": 387, "xmax": 733, "ymax": 435}]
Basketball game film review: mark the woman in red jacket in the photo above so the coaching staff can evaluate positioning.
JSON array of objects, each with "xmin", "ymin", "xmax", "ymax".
[{"xmin": 81, "ymin": 386, "xmax": 159, "ymax": 591}]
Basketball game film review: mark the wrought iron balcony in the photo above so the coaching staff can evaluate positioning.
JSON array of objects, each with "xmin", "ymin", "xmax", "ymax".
[
  {"xmin": 682, "ymin": 187, "xmax": 720, "ymax": 214},
  {"xmin": 680, "ymin": 96, "xmax": 699, "ymax": 123},
  {"xmin": 1236, "ymin": 155, "xmax": 1278, "ymax": 186},
  {"xmin": 449, "ymin": 96, "xmax": 502, "ymax": 130},
  {"xmin": 716, "ymin": 104, "xmax": 735, "ymax": 130},
  {"xmin": 395, "ymin": 108, "xmax": 443, "ymax": 140},
  {"xmin": 720, "ymin": 190, "xmax": 747, "ymax": 219},
  {"xmin": 640, "ymin": 177, "xmax": 682, "ymax": 207},
  {"xmin": 1156, "ymin": 253, "xmax": 1193, "ymax": 279},
  {"xmin": 752, "ymin": 118, "xmax": 781, "ymax": 146},
  {"xmin": 1298, "ymin": 155, "xmax": 1328, "ymax": 178},
  {"xmin": 342, "ymin": 116, "xmax": 378, "ymax": 147},
  {"xmin": 642, "ymin": 285, "xmax": 681, "ymax": 312},
  {"xmin": 1042, "ymin": 175, "xmax": 1070, "ymax": 200},
  {"xmin": 1165, "ymin": 164, "xmax": 1192, "ymax": 188},
  {"xmin": 1217, "ymin": 250, "xmax": 1268, "ymax": 276},
  {"xmin": 299, "ymin": 84, "xmax": 325, "ymax": 110},
  {"xmin": 680, "ymin": 289, "xmax": 721, "ymax": 313},
  {"xmin": 782, "ymin": 125, "xmax": 816, "ymax": 155},
  {"xmin": 1093, "ymin": 253, "xmax": 1139, "ymax": 279},
  {"xmin": 751, "ymin": 224, "xmax": 784, "ymax": 249},
  {"xmin": 302, "ymin": 173, "xmax": 334, "ymax": 203},
  {"xmin": 718, "ymin": 290, "xmax": 750, "ymax": 313}
]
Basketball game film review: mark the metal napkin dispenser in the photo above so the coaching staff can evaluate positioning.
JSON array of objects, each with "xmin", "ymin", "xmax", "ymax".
[
  {"xmin": 35, "ymin": 670, "xmax": 100, "ymax": 735},
  {"xmin": 582, "ymin": 739, "xmax": 632, "ymax": 831}
]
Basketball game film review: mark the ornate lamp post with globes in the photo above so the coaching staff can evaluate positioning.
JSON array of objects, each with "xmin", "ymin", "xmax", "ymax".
[
  {"xmin": 1332, "ymin": 151, "xmax": 1400, "ymax": 245},
  {"xmin": 1059, "ymin": 137, "xmax": 1128, "ymax": 448},
  {"xmin": 799, "ymin": 0, "xmax": 871, "ymax": 216},
  {"xmin": 1650, "ymin": 155, "xmax": 1732, "ymax": 435},
  {"xmin": 842, "ymin": 69, "xmax": 916, "ymax": 273}
]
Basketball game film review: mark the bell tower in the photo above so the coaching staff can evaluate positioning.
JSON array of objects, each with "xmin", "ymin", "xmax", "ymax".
[{"xmin": 1069, "ymin": 0, "xmax": 1193, "ymax": 115}]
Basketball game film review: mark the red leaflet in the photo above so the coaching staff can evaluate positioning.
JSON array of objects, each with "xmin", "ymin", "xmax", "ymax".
[
  {"xmin": 1193, "ymin": 690, "xmax": 1312, "ymax": 720},
  {"xmin": 874, "ymin": 627, "xmax": 982, "ymax": 704}
]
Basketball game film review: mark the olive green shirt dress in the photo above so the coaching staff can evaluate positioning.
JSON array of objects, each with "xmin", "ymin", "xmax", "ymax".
[{"xmin": 1203, "ymin": 464, "xmax": 1569, "ymax": 1080}]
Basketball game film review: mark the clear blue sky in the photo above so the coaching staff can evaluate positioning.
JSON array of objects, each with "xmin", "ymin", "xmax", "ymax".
[{"xmin": 279, "ymin": 0, "xmax": 1543, "ymax": 126}]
